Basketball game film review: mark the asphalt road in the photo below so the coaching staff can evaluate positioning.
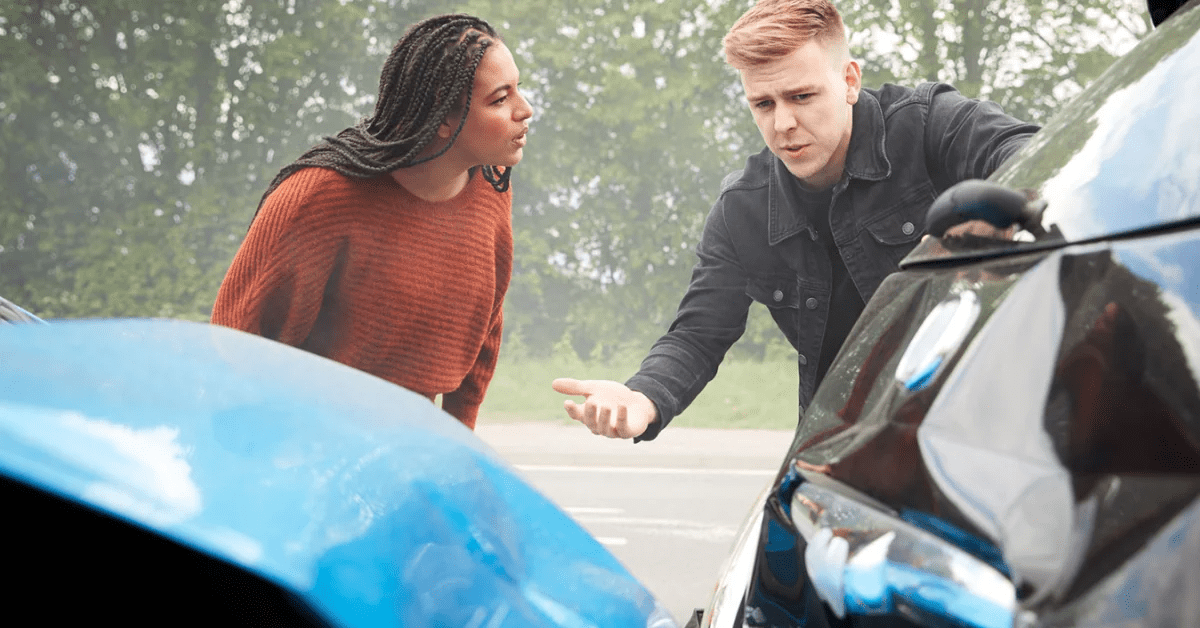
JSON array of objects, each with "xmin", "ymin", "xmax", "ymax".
[{"xmin": 475, "ymin": 422, "xmax": 795, "ymax": 626}]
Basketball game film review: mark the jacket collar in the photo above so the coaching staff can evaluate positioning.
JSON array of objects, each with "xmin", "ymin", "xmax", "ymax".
[{"xmin": 767, "ymin": 90, "xmax": 892, "ymax": 245}]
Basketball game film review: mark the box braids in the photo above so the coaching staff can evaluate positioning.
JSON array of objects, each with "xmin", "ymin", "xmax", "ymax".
[{"xmin": 252, "ymin": 14, "xmax": 510, "ymax": 221}]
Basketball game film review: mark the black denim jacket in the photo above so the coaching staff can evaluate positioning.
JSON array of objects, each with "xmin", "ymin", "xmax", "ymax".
[{"xmin": 627, "ymin": 82, "xmax": 1039, "ymax": 441}]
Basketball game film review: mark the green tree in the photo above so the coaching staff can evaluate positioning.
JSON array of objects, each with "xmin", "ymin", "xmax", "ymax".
[
  {"xmin": 843, "ymin": 0, "xmax": 1151, "ymax": 122},
  {"xmin": 0, "ymin": 0, "xmax": 430, "ymax": 318},
  {"xmin": 1, "ymin": 0, "xmax": 1153, "ymax": 362}
]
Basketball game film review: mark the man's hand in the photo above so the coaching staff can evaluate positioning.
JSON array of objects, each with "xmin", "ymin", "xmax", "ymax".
[{"xmin": 551, "ymin": 378, "xmax": 657, "ymax": 439}]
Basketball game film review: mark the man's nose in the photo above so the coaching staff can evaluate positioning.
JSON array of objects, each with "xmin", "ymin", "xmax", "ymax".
[{"xmin": 773, "ymin": 105, "xmax": 798, "ymax": 133}]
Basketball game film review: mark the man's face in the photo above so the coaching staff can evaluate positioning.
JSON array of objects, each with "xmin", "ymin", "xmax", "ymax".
[{"xmin": 741, "ymin": 39, "xmax": 861, "ymax": 190}]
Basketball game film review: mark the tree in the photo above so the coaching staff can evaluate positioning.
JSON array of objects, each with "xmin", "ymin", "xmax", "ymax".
[
  {"xmin": 0, "ymin": 0, "xmax": 429, "ymax": 318},
  {"xmin": 844, "ymin": 0, "xmax": 1150, "ymax": 122},
  {"xmin": 1, "ymin": 0, "xmax": 1152, "ymax": 360}
]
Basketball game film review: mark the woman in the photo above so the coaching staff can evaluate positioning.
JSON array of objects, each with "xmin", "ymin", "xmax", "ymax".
[{"xmin": 211, "ymin": 14, "xmax": 532, "ymax": 430}]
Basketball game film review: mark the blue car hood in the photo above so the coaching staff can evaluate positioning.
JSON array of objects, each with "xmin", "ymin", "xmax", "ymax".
[{"xmin": 0, "ymin": 319, "xmax": 668, "ymax": 628}]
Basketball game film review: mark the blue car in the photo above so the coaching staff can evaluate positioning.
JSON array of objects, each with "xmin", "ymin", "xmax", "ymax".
[{"xmin": 0, "ymin": 315, "xmax": 676, "ymax": 628}]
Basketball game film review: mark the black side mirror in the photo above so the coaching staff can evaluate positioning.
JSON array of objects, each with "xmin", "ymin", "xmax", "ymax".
[{"xmin": 926, "ymin": 180, "xmax": 1050, "ymax": 239}]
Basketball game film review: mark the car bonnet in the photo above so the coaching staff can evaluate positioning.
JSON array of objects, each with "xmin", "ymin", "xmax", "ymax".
[{"xmin": 0, "ymin": 319, "xmax": 667, "ymax": 628}]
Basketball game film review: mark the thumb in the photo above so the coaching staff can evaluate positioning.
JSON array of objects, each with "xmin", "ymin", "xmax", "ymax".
[{"xmin": 552, "ymin": 377, "xmax": 592, "ymax": 397}]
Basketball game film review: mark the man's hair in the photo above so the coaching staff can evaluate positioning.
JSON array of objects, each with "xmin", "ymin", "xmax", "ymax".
[
  {"xmin": 723, "ymin": 0, "xmax": 848, "ymax": 70},
  {"xmin": 254, "ymin": 14, "xmax": 508, "ymax": 220}
]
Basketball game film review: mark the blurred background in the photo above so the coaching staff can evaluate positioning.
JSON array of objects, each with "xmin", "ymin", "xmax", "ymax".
[{"xmin": 0, "ymin": 0, "xmax": 1151, "ymax": 425}]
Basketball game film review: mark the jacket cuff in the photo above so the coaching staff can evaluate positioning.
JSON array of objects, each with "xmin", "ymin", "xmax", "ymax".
[{"xmin": 625, "ymin": 374, "xmax": 677, "ymax": 442}]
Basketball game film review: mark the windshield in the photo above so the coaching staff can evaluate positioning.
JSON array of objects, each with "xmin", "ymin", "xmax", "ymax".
[{"xmin": 904, "ymin": 4, "xmax": 1200, "ymax": 265}]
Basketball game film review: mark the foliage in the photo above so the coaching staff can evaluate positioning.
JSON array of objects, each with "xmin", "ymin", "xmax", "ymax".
[
  {"xmin": 0, "ymin": 0, "xmax": 426, "ymax": 318},
  {"xmin": 842, "ymin": 0, "xmax": 1151, "ymax": 122},
  {"xmin": 481, "ymin": 353, "xmax": 800, "ymax": 430},
  {"xmin": 0, "ymin": 0, "xmax": 1151, "ymax": 359}
]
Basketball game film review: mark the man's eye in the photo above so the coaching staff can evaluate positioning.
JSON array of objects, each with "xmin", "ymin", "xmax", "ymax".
[
  {"xmin": 755, "ymin": 101, "xmax": 772, "ymax": 109},
  {"xmin": 794, "ymin": 93, "xmax": 813, "ymax": 101}
]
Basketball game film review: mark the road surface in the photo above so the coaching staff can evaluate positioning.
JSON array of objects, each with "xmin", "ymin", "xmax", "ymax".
[{"xmin": 476, "ymin": 421, "xmax": 794, "ymax": 625}]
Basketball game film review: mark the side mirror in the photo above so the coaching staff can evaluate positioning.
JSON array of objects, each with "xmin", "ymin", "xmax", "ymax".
[{"xmin": 926, "ymin": 180, "xmax": 1049, "ymax": 239}]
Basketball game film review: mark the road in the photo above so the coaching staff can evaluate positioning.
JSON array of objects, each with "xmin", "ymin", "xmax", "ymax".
[{"xmin": 476, "ymin": 422, "xmax": 794, "ymax": 626}]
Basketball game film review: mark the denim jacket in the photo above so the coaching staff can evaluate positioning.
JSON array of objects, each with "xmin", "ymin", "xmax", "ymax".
[{"xmin": 627, "ymin": 82, "xmax": 1039, "ymax": 441}]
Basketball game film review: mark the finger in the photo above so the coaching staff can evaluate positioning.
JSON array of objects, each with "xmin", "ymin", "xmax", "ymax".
[
  {"xmin": 596, "ymin": 405, "xmax": 613, "ymax": 437},
  {"xmin": 582, "ymin": 400, "xmax": 599, "ymax": 432},
  {"xmin": 563, "ymin": 400, "xmax": 584, "ymax": 423},
  {"xmin": 613, "ymin": 404, "xmax": 630, "ymax": 438},
  {"xmin": 552, "ymin": 377, "xmax": 589, "ymax": 396}
]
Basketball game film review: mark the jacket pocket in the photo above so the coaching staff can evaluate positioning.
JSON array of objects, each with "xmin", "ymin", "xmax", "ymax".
[
  {"xmin": 746, "ymin": 276, "xmax": 800, "ymax": 309},
  {"xmin": 861, "ymin": 184, "xmax": 933, "ymax": 246},
  {"xmin": 746, "ymin": 275, "xmax": 801, "ymax": 349}
]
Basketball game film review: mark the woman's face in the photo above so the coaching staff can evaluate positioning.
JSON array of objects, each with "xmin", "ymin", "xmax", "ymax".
[{"xmin": 442, "ymin": 41, "xmax": 534, "ymax": 168}]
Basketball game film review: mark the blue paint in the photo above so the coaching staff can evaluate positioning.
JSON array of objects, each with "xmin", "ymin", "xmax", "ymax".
[{"xmin": 0, "ymin": 319, "xmax": 667, "ymax": 628}]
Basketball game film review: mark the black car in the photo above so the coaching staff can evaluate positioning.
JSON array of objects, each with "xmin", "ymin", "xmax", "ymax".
[{"xmin": 698, "ymin": 2, "xmax": 1200, "ymax": 627}]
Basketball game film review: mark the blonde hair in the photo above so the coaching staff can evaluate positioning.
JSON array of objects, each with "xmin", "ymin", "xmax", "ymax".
[{"xmin": 723, "ymin": 0, "xmax": 848, "ymax": 70}]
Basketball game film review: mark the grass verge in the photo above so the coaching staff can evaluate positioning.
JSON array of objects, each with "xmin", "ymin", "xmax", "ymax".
[{"xmin": 479, "ymin": 354, "xmax": 798, "ymax": 430}]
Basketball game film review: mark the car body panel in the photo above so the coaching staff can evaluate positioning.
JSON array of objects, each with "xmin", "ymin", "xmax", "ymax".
[
  {"xmin": 728, "ymin": 200, "xmax": 1200, "ymax": 628},
  {"xmin": 0, "ymin": 319, "xmax": 671, "ymax": 628}
]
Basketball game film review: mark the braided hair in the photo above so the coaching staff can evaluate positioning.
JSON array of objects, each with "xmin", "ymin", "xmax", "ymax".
[{"xmin": 253, "ymin": 14, "xmax": 511, "ymax": 221}]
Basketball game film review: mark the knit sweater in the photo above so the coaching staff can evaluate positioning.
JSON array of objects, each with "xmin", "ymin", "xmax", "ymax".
[{"xmin": 211, "ymin": 167, "xmax": 513, "ymax": 429}]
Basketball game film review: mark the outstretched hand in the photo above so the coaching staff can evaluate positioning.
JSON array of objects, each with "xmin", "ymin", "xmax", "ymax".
[{"xmin": 551, "ymin": 378, "xmax": 657, "ymax": 439}]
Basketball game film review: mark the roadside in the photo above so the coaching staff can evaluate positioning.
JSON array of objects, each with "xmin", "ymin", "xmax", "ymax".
[
  {"xmin": 476, "ymin": 421, "xmax": 795, "ymax": 625},
  {"xmin": 476, "ymin": 420, "xmax": 795, "ymax": 469},
  {"xmin": 479, "ymin": 356, "xmax": 800, "ymax": 430}
]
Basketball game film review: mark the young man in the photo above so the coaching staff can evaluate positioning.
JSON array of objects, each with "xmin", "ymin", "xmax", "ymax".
[{"xmin": 552, "ymin": 0, "xmax": 1038, "ymax": 440}]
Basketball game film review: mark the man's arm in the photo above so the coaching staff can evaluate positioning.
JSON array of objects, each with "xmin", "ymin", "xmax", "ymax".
[
  {"xmin": 924, "ymin": 83, "xmax": 1041, "ymax": 186},
  {"xmin": 553, "ymin": 196, "xmax": 755, "ymax": 440}
]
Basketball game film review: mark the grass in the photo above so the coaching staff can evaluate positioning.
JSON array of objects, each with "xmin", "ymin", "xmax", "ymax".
[{"xmin": 479, "ymin": 353, "xmax": 799, "ymax": 430}]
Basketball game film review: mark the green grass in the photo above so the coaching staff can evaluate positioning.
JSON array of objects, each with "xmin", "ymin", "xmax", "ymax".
[{"xmin": 479, "ymin": 354, "xmax": 799, "ymax": 430}]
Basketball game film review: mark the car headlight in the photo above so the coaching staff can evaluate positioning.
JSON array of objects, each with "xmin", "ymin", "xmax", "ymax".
[{"xmin": 790, "ymin": 475, "xmax": 1017, "ymax": 628}]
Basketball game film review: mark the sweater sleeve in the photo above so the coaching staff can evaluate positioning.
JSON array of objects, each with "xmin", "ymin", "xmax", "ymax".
[
  {"xmin": 441, "ymin": 306, "xmax": 504, "ymax": 430},
  {"xmin": 210, "ymin": 171, "xmax": 340, "ymax": 348}
]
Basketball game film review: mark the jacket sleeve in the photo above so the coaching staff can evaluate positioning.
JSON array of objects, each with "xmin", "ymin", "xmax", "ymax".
[
  {"xmin": 210, "ymin": 175, "xmax": 339, "ymax": 348},
  {"xmin": 923, "ymin": 83, "xmax": 1041, "ymax": 188},
  {"xmin": 442, "ymin": 306, "xmax": 503, "ymax": 430},
  {"xmin": 625, "ymin": 197, "xmax": 753, "ymax": 441}
]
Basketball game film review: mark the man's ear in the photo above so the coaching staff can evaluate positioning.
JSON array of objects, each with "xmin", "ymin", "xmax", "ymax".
[{"xmin": 844, "ymin": 59, "xmax": 862, "ymax": 105}]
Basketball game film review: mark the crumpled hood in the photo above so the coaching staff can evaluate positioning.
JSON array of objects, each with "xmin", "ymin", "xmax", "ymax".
[{"xmin": 0, "ymin": 318, "xmax": 669, "ymax": 628}]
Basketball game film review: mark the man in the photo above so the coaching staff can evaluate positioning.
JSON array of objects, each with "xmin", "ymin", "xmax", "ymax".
[{"xmin": 553, "ymin": 0, "xmax": 1038, "ymax": 440}]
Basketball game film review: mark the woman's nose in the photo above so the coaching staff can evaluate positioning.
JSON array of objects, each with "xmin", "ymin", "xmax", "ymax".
[{"xmin": 515, "ymin": 92, "xmax": 534, "ymax": 120}]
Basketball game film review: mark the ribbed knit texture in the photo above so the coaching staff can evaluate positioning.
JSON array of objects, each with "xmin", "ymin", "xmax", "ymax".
[{"xmin": 211, "ymin": 167, "xmax": 513, "ymax": 429}]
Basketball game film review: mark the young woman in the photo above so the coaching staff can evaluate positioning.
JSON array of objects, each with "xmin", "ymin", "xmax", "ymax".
[{"xmin": 212, "ymin": 14, "xmax": 533, "ymax": 430}]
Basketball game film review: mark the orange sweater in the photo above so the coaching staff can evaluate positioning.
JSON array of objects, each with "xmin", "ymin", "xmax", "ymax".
[{"xmin": 211, "ymin": 167, "xmax": 513, "ymax": 429}]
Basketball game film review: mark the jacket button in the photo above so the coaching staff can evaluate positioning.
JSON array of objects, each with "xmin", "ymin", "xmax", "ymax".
[
  {"xmin": 806, "ymin": 297, "xmax": 818, "ymax": 310},
  {"xmin": 773, "ymin": 289, "xmax": 784, "ymax": 302},
  {"xmin": 902, "ymin": 221, "xmax": 916, "ymax": 236},
  {"xmin": 798, "ymin": 354, "xmax": 808, "ymax": 366}
]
